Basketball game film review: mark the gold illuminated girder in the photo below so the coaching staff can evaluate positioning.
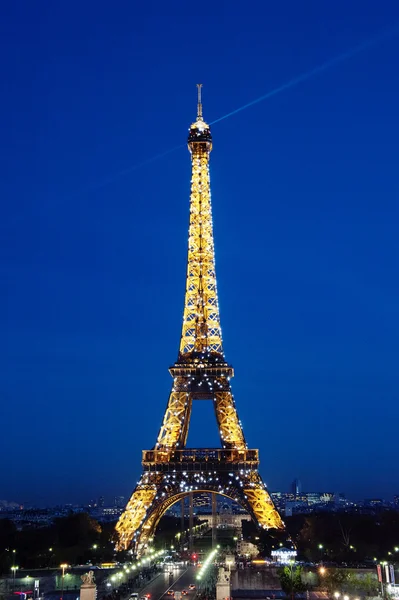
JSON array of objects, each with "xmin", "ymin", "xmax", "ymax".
[
  {"xmin": 155, "ymin": 384, "xmax": 246, "ymax": 451},
  {"xmin": 155, "ymin": 385, "xmax": 191, "ymax": 450},
  {"xmin": 180, "ymin": 143, "xmax": 223, "ymax": 356},
  {"xmin": 215, "ymin": 390, "xmax": 246, "ymax": 450},
  {"xmin": 115, "ymin": 476, "xmax": 158, "ymax": 551},
  {"xmin": 133, "ymin": 494, "xmax": 185, "ymax": 555},
  {"xmin": 244, "ymin": 475, "xmax": 284, "ymax": 530}
]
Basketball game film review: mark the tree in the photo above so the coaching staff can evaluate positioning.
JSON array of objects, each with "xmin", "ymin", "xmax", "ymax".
[
  {"xmin": 323, "ymin": 568, "xmax": 349, "ymax": 594},
  {"xmin": 0, "ymin": 520, "xmax": 17, "ymax": 575},
  {"xmin": 348, "ymin": 574, "xmax": 379, "ymax": 597},
  {"xmin": 278, "ymin": 566, "xmax": 306, "ymax": 599}
]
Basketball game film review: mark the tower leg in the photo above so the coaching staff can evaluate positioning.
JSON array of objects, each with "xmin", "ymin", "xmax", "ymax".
[
  {"xmin": 212, "ymin": 492, "xmax": 217, "ymax": 548},
  {"xmin": 189, "ymin": 492, "xmax": 194, "ymax": 551},
  {"xmin": 244, "ymin": 472, "xmax": 285, "ymax": 529}
]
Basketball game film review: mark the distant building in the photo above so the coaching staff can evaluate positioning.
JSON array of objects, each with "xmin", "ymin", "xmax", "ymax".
[
  {"xmin": 114, "ymin": 496, "xmax": 125, "ymax": 508},
  {"xmin": 237, "ymin": 540, "xmax": 258, "ymax": 558},
  {"xmin": 271, "ymin": 547, "xmax": 297, "ymax": 564},
  {"xmin": 285, "ymin": 499, "xmax": 307, "ymax": 516},
  {"xmin": 365, "ymin": 498, "xmax": 384, "ymax": 507},
  {"xmin": 193, "ymin": 493, "xmax": 211, "ymax": 512},
  {"xmin": 96, "ymin": 506, "xmax": 124, "ymax": 521},
  {"xmin": 320, "ymin": 492, "xmax": 334, "ymax": 503},
  {"xmin": 334, "ymin": 493, "xmax": 347, "ymax": 505},
  {"xmin": 291, "ymin": 479, "xmax": 302, "ymax": 496},
  {"xmin": 306, "ymin": 492, "xmax": 320, "ymax": 505},
  {"xmin": 0, "ymin": 500, "xmax": 21, "ymax": 511},
  {"xmin": 98, "ymin": 496, "xmax": 105, "ymax": 507},
  {"xmin": 393, "ymin": 496, "xmax": 399, "ymax": 507}
]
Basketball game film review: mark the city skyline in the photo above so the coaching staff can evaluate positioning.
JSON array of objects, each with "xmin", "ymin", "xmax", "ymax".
[
  {"xmin": 2, "ymin": 479, "xmax": 399, "ymax": 510},
  {"xmin": 2, "ymin": 1, "xmax": 399, "ymax": 505},
  {"xmin": 2, "ymin": 484, "xmax": 399, "ymax": 510}
]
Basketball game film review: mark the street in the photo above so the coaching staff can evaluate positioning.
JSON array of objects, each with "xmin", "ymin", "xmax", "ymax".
[{"xmin": 138, "ymin": 567, "xmax": 198, "ymax": 600}]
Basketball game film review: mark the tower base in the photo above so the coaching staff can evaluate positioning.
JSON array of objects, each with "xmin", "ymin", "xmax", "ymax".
[{"xmin": 116, "ymin": 450, "xmax": 284, "ymax": 554}]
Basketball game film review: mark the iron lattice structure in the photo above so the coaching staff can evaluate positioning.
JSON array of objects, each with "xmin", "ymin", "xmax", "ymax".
[{"xmin": 116, "ymin": 86, "xmax": 284, "ymax": 554}]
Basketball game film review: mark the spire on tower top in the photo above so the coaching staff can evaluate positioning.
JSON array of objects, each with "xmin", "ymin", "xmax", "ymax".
[
  {"xmin": 188, "ymin": 83, "xmax": 211, "ymax": 145},
  {"xmin": 196, "ymin": 83, "xmax": 203, "ymax": 119}
]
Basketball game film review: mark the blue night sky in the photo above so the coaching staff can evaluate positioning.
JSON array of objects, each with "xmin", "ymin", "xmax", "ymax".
[{"xmin": 1, "ymin": 1, "xmax": 399, "ymax": 506}]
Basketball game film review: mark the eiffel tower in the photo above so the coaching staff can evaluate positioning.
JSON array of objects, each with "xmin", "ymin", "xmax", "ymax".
[{"xmin": 116, "ymin": 85, "xmax": 284, "ymax": 554}]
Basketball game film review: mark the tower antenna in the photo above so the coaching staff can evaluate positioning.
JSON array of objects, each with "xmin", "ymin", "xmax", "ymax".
[{"xmin": 197, "ymin": 83, "xmax": 203, "ymax": 119}]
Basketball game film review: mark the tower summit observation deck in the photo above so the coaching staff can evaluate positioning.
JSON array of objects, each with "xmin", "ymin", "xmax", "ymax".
[{"xmin": 115, "ymin": 86, "xmax": 284, "ymax": 555}]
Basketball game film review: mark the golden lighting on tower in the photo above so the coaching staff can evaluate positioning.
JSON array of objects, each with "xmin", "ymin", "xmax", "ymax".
[{"xmin": 115, "ymin": 86, "xmax": 283, "ymax": 555}]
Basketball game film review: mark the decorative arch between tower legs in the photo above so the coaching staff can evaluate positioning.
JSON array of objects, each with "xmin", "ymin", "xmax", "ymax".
[{"xmin": 115, "ymin": 467, "xmax": 284, "ymax": 554}]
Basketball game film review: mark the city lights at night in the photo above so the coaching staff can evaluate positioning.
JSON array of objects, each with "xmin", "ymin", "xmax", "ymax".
[{"xmin": 1, "ymin": 2, "xmax": 399, "ymax": 600}]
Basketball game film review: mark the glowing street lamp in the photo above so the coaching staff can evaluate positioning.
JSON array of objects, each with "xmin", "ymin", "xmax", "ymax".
[
  {"xmin": 334, "ymin": 593, "xmax": 340, "ymax": 599},
  {"xmin": 318, "ymin": 544, "xmax": 324, "ymax": 562},
  {"xmin": 60, "ymin": 564, "xmax": 68, "ymax": 600},
  {"xmin": 226, "ymin": 558, "xmax": 234, "ymax": 573},
  {"xmin": 11, "ymin": 566, "xmax": 18, "ymax": 593},
  {"xmin": 319, "ymin": 567, "xmax": 326, "ymax": 575}
]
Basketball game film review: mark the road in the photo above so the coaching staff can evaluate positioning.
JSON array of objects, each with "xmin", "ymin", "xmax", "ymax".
[{"xmin": 138, "ymin": 567, "xmax": 197, "ymax": 600}]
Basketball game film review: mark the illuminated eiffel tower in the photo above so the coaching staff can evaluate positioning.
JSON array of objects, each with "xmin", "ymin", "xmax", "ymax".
[{"xmin": 116, "ymin": 86, "xmax": 284, "ymax": 554}]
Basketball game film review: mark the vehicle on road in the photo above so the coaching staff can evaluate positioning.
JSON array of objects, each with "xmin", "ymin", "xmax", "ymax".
[
  {"xmin": 182, "ymin": 591, "xmax": 188, "ymax": 596},
  {"xmin": 188, "ymin": 585, "xmax": 196, "ymax": 591},
  {"xmin": 167, "ymin": 592, "xmax": 174, "ymax": 596},
  {"xmin": 130, "ymin": 594, "xmax": 138, "ymax": 599}
]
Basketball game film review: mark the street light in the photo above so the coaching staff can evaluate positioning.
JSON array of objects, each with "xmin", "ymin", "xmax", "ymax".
[
  {"xmin": 334, "ymin": 593, "xmax": 340, "ymax": 599},
  {"xmin": 286, "ymin": 561, "xmax": 296, "ymax": 600},
  {"xmin": 60, "ymin": 564, "xmax": 68, "ymax": 600},
  {"xmin": 318, "ymin": 544, "xmax": 324, "ymax": 563},
  {"xmin": 319, "ymin": 567, "xmax": 326, "ymax": 576},
  {"xmin": 11, "ymin": 566, "xmax": 18, "ymax": 593}
]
